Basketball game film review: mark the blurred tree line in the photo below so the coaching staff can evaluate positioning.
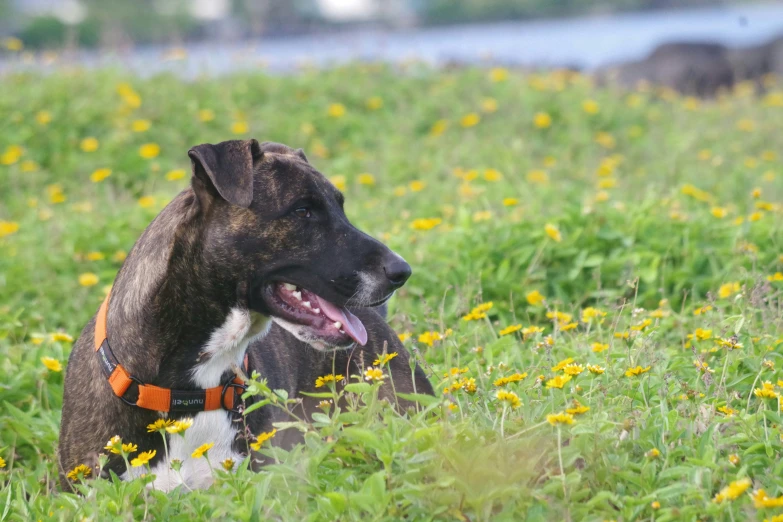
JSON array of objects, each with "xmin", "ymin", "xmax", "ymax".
[{"xmin": 3, "ymin": 0, "xmax": 751, "ymax": 50}]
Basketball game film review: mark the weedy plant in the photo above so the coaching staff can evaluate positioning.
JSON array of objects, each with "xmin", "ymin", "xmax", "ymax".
[{"xmin": 0, "ymin": 61, "xmax": 782, "ymax": 521}]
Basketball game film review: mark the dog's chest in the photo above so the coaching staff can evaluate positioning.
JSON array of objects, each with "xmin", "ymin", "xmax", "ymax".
[{"xmin": 139, "ymin": 308, "xmax": 270, "ymax": 490}]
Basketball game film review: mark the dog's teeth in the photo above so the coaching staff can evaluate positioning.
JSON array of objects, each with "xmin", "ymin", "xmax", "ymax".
[
  {"xmin": 282, "ymin": 283, "xmax": 296, "ymax": 291},
  {"xmin": 313, "ymin": 308, "xmax": 320, "ymax": 314},
  {"xmin": 303, "ymin": 301, "xmax": 312, "ymax": 309},
  {"xmin": 292, "ymin": 291, "xmax": 302, "ymax": 300},
  {"xmin": 339, "ymin": 329, "xmax": 345, "ymax": 334},
  {"xmin": 333, "ymin": 321, "xmax": 342, "ymax": 329}
]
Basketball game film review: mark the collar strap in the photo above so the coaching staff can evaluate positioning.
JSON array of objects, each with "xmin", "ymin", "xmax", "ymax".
[{"xmin": 94, "ymin": 295, "xmax": 247, "ymax": 413}]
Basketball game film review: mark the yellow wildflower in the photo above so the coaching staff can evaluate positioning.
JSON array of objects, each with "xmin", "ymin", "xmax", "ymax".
[
  {"xmin": 198, "ymin": 109, "xmax": 215, "ymax": 122},
  {"xmin": 250, "ymin": 429, "xmax": 277, "ymax": 451},
  {"xmin": 533, "ymin": 112, "xmax": 552, "ymax": 128},
  {"xmin": 544, "ymin": 223, "xmax": 562, "ymax": 242},
  {"xmin": 41, "ymin": 357, "xmax": 62, "ymax": 372},
  {"xmin": 753, "ymin": 489, "xmax": 783, "ymax": 508},
  {"xmin": 587, "ymin": 364, "xmax": 605, "ymax": 375},
  {"xmin": 131, "ymin": 119, "xmax": 151, "ymax": 132},
  {"xmin": 545, "ymin": 375, "xmax": 572, "ymax": 389},
  {"xmin": 131, "ymin": 450, "xmax": 157, "ymax": 467},
  {"xmin": 767, "ymin": 272, "xmax": 783, "ymax": 282},
  {"xmin": 373, "ymin": 353, "xmax": 398, "ymax": 366},
  {"xmin": 481, "ymin": 97, "xmax": 498, "ymax": 113},
  {"xmin": 581, "ymin": 307, "xmax": 606, "ymax": 322},
  {"xmin": 80, "ymin": 137, "xmax": 99, "ymax": 152},
  {"xmin": 582, "ymin": 99, "xmax": 599, "ymax": 114},
  {"xmin": 496, "ymin": 390, "xmax": 521, "ymax": 409},
  {"xmin": 165, "ymin": 418, "xmax": 193, "ymax": 434},
  {"xmin": 484, "ymin": 168, "xmax": 502, "ymax": 181},
  {"xmin": 503, "ymin": 197, "xmax": 519, "ymax": 207},
  {"xmin": 418, "ymin": 331, "xmax": 443, "ymax": 346},
  {"xmin": 499, "ymin": 324, "xmax": 522, "ymax": 336},
  {"xmin": 139, "ymin": 143, "xmax": 160, "ymax": 159},
  {"xmin": 552, "ymin": 358, "xmax": 575, "ymax": 372},
  {"xmin": 711, "ymin": 207, "xmax": 728, "ymax": 219},
  {"xmin": 366, "ymin": 96, "xmax": 383, "ymax": 110},
  {"xmin": 0, "ymin": 221, "xmax": 19, "ymax": 238},
  {"xmin": 327, "ymin": 103, "xmax": 346, "ymax": 118},
  {"xmin": 410, "ymin": 217, "xmax": 442, "ymax": 231},
  {"xmin": 398, "ymin": 332, "xmax": 411, "ymax": 342},
  {"xmin": 527, "ymin": 169, "xmax": 549, "ymax": 184},
  {"xmin": 191, "ymin": 443, "xmax": 213, "ymax": 459},
  {"xmin": 221, "ymin": 458, "xmax": 235, "ymax": 471},
  {"xmin": 146, "ymin": 419, "xmax": 175, "ymax": 432},
  {"xmin": 718, "ymin": 282, "xmax": 740, "ymax": 299},
  {"xmin": 521, "ymin": 325, "xmax": 544, "ymax": 338},
  {"xmin": 78, "ymin": 273, "xmax": 99, "ymax": 287},
  {"xmin": 754, "ymin": 382, "xmax": 778, "ymax": 399},
  {"xmin": 489, "ymin": 67, "xmax": 508, "ymax": 82},
  {"xmin": 566, "ymin": 401, "xmax": 590, "ymax": 415},
  {"xmin": 358, "ymin": 173, "xmax": 375, "ymax": 185},
  {"xmin": 546, "ymin": 412, "xmax": 575, "ymax": 425},
  {"xmin": 138, "ymin": 196, "xmax": 155, "ymax": 208},
  {"xmin": 493, "ymin": 373, "xmax": 528, "ymax": 387},
  {"xmin": 717, "ymin": 405, "xmax": 737, "ymax": 416},
  {"xmin": 713, "ymin": 478, "xmax": 752, "ymax": 503},
  {"xmin": 429, "ymin": 119, "xmax": 448, "ymax": 137},
  {"xmin": 562, "ymin": 363, "xmax": 584, "ymax": 376},
  {"xmin": 526, "ymin": 290, "xmax": 545, "ymax": 306},
  {"xmin": 460, "ymin": 113, "xmax": 480, "ymax": 128},
  {"xmin": 364, "ymin": 367, "xmax": 384, "ymax": 382},
  {"xmin": 694, "ymin": 305, "xmax": 713, "ymax": 315},
  {"xmin": 66, "ymin": 464, "xmax": 92, "ymax": 481},
  {"xmin": 315, "ymin": 374, "xmax": 344, "ymax": 388},
  {"xmin": 166, "ymin": 169, "xmax": 186, "ymax": 181},
  {"xmin": 625, "ymin": 366, "xmax": 651, "ymax": 377},
  {"xmin": 729, "ymin": 454, "xmax": 740, "ymax": 466}
]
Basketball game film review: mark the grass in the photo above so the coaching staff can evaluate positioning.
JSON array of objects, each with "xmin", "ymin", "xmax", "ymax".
[{"xmin": 0, "ymin": 63, "xmax": 782, "ymax": 521}]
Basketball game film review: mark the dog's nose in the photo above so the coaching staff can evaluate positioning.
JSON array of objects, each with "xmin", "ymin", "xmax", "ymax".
[{"xmin": 384, "ymin": 258, "xmax": 412, "ymax": 289}]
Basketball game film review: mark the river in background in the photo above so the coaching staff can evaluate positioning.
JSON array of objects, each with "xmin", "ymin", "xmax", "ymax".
[{"xmin": 2, "ymin": 3, "xmax": 783, "ymax": 77}]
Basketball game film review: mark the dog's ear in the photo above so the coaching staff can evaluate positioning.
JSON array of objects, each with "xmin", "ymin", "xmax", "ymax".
[{"xmin": 188, "ymin": 139, "xmax": 261, "ymax": 208}]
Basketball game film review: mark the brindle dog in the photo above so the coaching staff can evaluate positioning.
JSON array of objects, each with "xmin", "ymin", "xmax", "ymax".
[{"xmin": 58, "ymin": 139, "xmax": 433, "ymax": 490}]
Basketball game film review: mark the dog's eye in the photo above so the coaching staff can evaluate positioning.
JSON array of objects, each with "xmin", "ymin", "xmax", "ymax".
[{"xmin": 294, "ymin": 207, "xmax": 311, "ymax": 218}]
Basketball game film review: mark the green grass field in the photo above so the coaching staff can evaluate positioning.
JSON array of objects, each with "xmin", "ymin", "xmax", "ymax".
[{"xmin": 1, "ymin": 64, "xmax": 782, "ymax": 521}]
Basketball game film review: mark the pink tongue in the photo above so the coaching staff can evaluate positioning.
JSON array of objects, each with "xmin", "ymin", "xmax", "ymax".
[{"xmin": 314, "ymin": 296, "xmax": 368, "ymax": 346}]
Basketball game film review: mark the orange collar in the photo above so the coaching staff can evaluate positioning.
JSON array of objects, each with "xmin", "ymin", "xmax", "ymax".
[{"xmin": 94, "ymin": 295, "xmax": 246, "ymax": 413}]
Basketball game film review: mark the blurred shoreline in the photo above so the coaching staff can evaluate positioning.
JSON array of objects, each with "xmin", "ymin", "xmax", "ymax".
[{"xmin": 2, "ymin": 3, "xmax": 783, "ymax": 77}]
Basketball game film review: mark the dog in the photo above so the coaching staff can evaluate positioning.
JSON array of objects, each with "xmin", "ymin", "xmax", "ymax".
[{"xmin": 58, "ymin": 139, "xmax": 434, "ymax": 491}]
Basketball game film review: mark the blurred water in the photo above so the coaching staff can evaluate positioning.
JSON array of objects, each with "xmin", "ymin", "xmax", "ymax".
[{"xmin": 3, "ymin": 3, "xmax": 783, "ymax": 76}]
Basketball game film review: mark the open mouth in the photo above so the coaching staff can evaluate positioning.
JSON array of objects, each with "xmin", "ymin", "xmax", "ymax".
[{"xmin": 262, "ymin": 282, "xmax": 368, "ymax": 347}]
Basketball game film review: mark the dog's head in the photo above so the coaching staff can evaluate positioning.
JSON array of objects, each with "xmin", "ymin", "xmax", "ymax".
[{"xmin": 187, "ymin": 139, "xmax": 410, "ymax": 350}]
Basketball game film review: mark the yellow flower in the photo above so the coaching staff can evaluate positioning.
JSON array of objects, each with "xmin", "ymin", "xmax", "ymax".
[
  {"xmin": 545, "ymin": 375, "xmax": 572, "ymax": 389},
  {"xmin": 66, "ymin": 464, "xmax": 92, "ymax": 481},
  {"xmin": 398, "ymin": 332, "xmax": 411, "ymax": 342},
  {"xmin": 429, "ymin": 119, "xmax": 448, "ymax": 137},
  {"xmin": 533, "ymin": 112, "xmax": 552, "ymax": 128},
  {"xmin": 767, "ymin": 272, "xmax": 783, "ymax": 282},
  {"xmin": 493, "ymin": 372, "xmax": 528, "ymax": 387},
  {"xmin": 330, "ymin": 175, "xmax": 347, "ymax": 191},
  {"xmin": 410, "ymin": 217, "xmax": 442, "ymax": 231},
  {"xmin": 460, "ymin": 113, "xmax": 480, "ymax": 128},
  {"xmin": 131, "ymin": 449, "xmax": 157, "ymax": 466},
  {"xmin": 364, "ymin": 367, "xmax": 384, "ymax": 382},
  {"xmin": 166, "ymin": 418, "xmax": 193, "ymax": 434},
  {"xmin": 78, "ymin": 273, "xmax": 99, "ymax": 287},
  {"xmin": 231, "ymin": 121, "xmax": 248, "ymax": 134},
  {"xmin": 552, "ymin": 358, "xmax": 574, "ymax": 372},
  {"xmin": 250, "ymin": 429, "xmax": 277, "ymax": 451},
  {"xmin": 718, "ymin": 282, "xmax": 740, "ymax": 299},
  {"xmin": 522, "ymin": 325, "xmax": 545, "ymax": 338},
  {"xmin": 582, "ymin": 99, "xmax": 600, "ymax": 114},
  {"xmin": 191, "ymin": 443, "xmax": 213, "ymax": 459},
  {"xmin": 166, "ymin": 169, "xmax": 186, "ymax": 181},
  {"xmin": 496, "ymin": 390, "xmax": 521, "ymax": 408},
  {"xmin": 327, "ymin": 103, "xmax": 346, "ymax": 118},
  {"xmin": 736, "ymin": 119, "xmax": 755, "ymax": 132},
  {"xmin": 562, "ymin": 363, "xmax": 584, "ymax": 376},
  {"xmin": 581, "ymin": 307, "xmax": 606, "ymax": 322},
  {"xmin": 358, "ymin": 173, "xmax": 375, "ymax": 186},
  {"xmin": 753, "ymin": 489, "xmax": 783, "ymax": 508},
  {"xmin": 544, "ymin": 223, "xmax": 562, "ymax": 242},
  {"xmin": 625, "ymin": 365, "xmax": 651, "ymax": 377},
  {"xmin": 527, "ymin": 169, "xmax": 549, "ymax": 184},
  {"xmin": 21, "ymin": 160, "xmax": 38, "ymax": 172},
  {"xmin": 4, "ymin": 36, "xmax": 23, "ymax": 51},
  {"xmin": 315, "ymin": 374, "xmax": 344, "ymax": 388},
  {"xmin": 0, "ymin": 456, "xmax": 5, "ymax": 468},
  {"xmin": 41, "ymin": 357, "xmax": 62, "ymax": 372},
  {"xmin": 566, "ymin": 401, "xmax": 590, "ymax": 415},
  {"xmin": 547, "ymin": 311, "xmax": 573, "ymax": 324},
  {"xmin": 373, "ymin": 352, "xmax": 398, "ymax": 366},
  {"xmin": 711, "ymin": 207, "xmax": 728, "ymax": 219},
  {"xmin": 138, "ymin": 196, "xmax": 155, "ymax": 208},
  {"xmin": 483, "ymin": 168, "xmax": 502, "ymax": 181},
  {"xmin": 694, "ymin": 305, "xmax": 713, "ymax": 315},
  {"xmin": 147, "ymin": 419, "xmax": 174, "ymax": 432},
  {"xmin": 503, "ymin": 197, "xmax": 519, "ymax": 207},
  {"xmin": 717, "ymin": 405, "xmax": 737, "ymax": 416},
  {"xmin": 221, "ymin": 458, "xmax": 235, "ymax": 471},
  {"xmin": 0, "ymin": 221, "xmax": 20, "ymax": 238},
  {"xmin": 594, "ymin": 132, "xmax": 616, "ymax": 149},
  {"xmin": 47, "ymin": 183, "xmax": 66, "ymax": 204},
  {"xmin": 80, "ymin": 137, "xmax": 99, "ymax": 152},
  {"xmin": 366, "ymin": 96, "xmax": 383, "ymax": 110},
  {"xmin": 546, "ymin": 412, "xmax": 575, "ymax": 425},
  {"xmin": 591, "ymin": 343, "xmax": 610, "ymax": 353},
  {"xmin": 409, "ymin": 180, "xmax": 425, "ymax": 192},
  {"xmin": 526, "ymin": 290, "xmax": 545, "ymax": 306},
  {"xmin": 104, "ymin": 435, "xmax": 122, "ymax": 453},
  {"xmin": 36, "ymin": 111, "xmax": 52, "ymax": 125},
  {"xmin": 139, "ymin": 143, "xmax": 160, "ymax": 159},
  {"xmin": 418, "ymin": 331, "xmax": 443, "ymax": 346},
  {"xmin": 687, "ymin": 328, "xmax": 712, "ymax": 341},
  {"xmin": 481, "ymin": 97, "xmax": 498, "ymax": 113},
  {"xmin": 489, "ymin": 67, "xmax": 508, "ymax": 82},
  {"xmin": 754, "ymin": 382, "xmax": 779, "ymax": 399},
  {"xmin": 749, "ymin": 211, "xmax": 763, "ymax": 222},
  {"xmin": 1, "ymin": 144, "xmax": 23, "ymax": 165},
  {"xmin": 587, "ymin": 364, "xmax": 605, "ymax": 375},
  {"xmin": 89, "ymin": 168, "xmax": 112, "ymax": 183},
  {"xmin": 728, "ymin": 454, "xmax": 740, "ymax": 466},
  {"xmin": 198, "ymin": 109, "xmax": 215, "ymax": 122},
  {"xmin": 472, "ymin": 210, "xmax": 492, "ymax": 222},
  {"xmin": 131, "ymin": 119, "xmax": 151, "ymax": 132},
  {"xmin": 50, "ymin": 332, "xmax": 73, "ymax": 342},
  {"xmin": 651, "ymin": 501, "xmax": 661, "ymax": 510},
  {"xmin": 713, "ymin": 477, "xmax": 751, "ymax": 503},
  {"xmin": 499, "ymin": 324, "xmax": 522, "ymax": 336}
]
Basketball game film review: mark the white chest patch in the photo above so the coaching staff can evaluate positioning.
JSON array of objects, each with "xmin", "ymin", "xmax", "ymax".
[{"xmin": 125, "ymin": 308, "xmax": 270, "ymax": 491}]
